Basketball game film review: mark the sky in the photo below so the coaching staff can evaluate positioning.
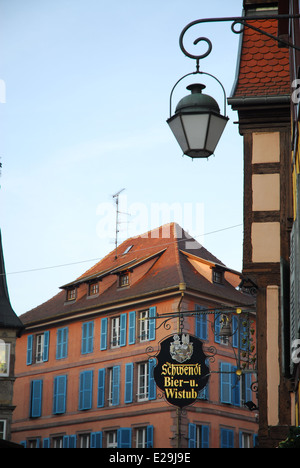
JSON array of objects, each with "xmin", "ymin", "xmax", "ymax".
[{"xmin": 0, "ymin": 0, "xmax": 245, "ymax": 316}]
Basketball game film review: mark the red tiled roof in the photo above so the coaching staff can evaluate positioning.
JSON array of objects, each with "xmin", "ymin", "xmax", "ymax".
[
  {"xmin": 232, "ymin": 18, "xmax": 290, "ymax": 98},
  {"xmin": 19, "ymin": 223, "xmax": 253, "ymax": 325}
]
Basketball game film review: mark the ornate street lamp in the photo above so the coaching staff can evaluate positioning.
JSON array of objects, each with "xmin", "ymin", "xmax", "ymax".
[
  {"xmin": 167, "ymin": 82, "xmax": 228, "ymax": 159},
  {"xmin": 168, "ymin": 14, "xmax": 300, "ymax": 159}
]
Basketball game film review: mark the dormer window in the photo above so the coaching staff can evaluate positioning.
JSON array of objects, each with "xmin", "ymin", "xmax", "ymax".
[
  {"xmin": 213, "ymin": 269, "xmax": 223, "ymax": 284},
  {"xmin": 66, "ymin": 288, "xmax": 76, "ymax": 301},
  {"xmin": 88, "ymin": 281, "xmax": 99, "ymax": 296},
  {"xmin": 119, "ymin": 272, "xmax": 129, "ymax": 288}
]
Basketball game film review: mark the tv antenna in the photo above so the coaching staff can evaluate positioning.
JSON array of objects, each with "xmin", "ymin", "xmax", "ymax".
[{"xmin": 112, "ymin": 188, "xmax": 130, "ymax": 259}]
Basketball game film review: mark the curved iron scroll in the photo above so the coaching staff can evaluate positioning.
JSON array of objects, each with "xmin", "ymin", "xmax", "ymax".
[{"xmin": 179, "ymin": 14, "xmax": 300, "ymax": 62}]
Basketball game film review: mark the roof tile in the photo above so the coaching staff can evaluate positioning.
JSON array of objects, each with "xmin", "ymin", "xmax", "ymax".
[{"xmin": 232, "ymin": 18, "xmax": 290, "ymax": 98}]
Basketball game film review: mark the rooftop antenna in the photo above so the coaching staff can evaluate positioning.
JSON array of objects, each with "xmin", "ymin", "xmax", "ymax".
[{"xmin": 113, "ymin": 188, "xmax": 125, "ymax": 259}]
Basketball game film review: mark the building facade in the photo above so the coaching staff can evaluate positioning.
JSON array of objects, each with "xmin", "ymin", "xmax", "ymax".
[
  {"xmin": 229, "ymin": 0, "xmax": 297, "ymax": 448},
  {"xmin": 288, "ymin": 0, "xmax": 300, "ymax": 431},
  {"xmin": 11, "ymin": 224, "xmax": 257, "ymax": 448},
  {"xmin": 0, "ymin": 231, "xmax": 24, "ymax": 445}
]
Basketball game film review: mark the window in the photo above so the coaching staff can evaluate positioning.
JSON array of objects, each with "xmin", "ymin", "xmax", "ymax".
[
  {"xmin": 53, "ymin": 437, "xmax": 63, "ymax": 448},
  {"xmin": 213, "ymin": 268, "xmax": 223, "ymax": 284},
  {"xmin": 240, "ymin": 431, "xmax": 251, "ymax": 448},
  {"xmin": 79, "ymin": 434, "xmax": 90, "ymax": 448},
  {"xmin": 81, "ymin": 321, "xmax": 94, "ymax": 354},
  {"xmin": 30, "ymin": 380, "xmax": 43, "ymax": 418},
  {"xmin": 35, "ymin": 334, "xmax": 44, "ymax": 363},
  {"xmin": 119, "ymin": 272, "xmax": 129, "ymax": 287},
  {"xmin": 79, "ymin": 370, "xmax": 93, "ymax": 410},
  {"xmin": 0, "ymin": 420, "xmax": 6, "ymax": 440},
  {"xmin": 188, "ymin": 424, "xmax": 209, "ymax": 448},
  {"xmin": 56, "ymin": 327, "xmax": 68, "ymax": 359},
  {"xmin": 107, "ymin": 431, "xmax": 117, "ymax": 448},
  {"xmin": 108, "ymin": 366, "xmax": 120, "ymax": 406},
  {"xmin": 53, "ymin": 375, "xmax": 67, "ymax": 414},
  {"xmin": 139, "ymin": 307, "xmax": 156, "ymax": 342},
  {"xmin": 136, "ymin": 426, "xmax": 153, "ymax": 448},
  {"xmin": 66, "ymin": 288, "xmax": 76, "ymax": 301},
  {"xmin": 137, "ymin": 363, "xmax": 148, "ymax": 401},
  {"xmin": 88, "ymin": 282, "xmax": 99, "ymax": 296},
  {"xmin": 111, "ymin": 317, "xmax": 120, "ymax": 347},
  {"xmin": 0, "ymin": 340, "xmax": 10, "ymax": 376},
  {"xmin": 137, "ymin": 360, "xmax": 156, "ymax": 401},
  {"xmin": 26, "ymin": 332, "xmax": 49, "ymax": 365}
]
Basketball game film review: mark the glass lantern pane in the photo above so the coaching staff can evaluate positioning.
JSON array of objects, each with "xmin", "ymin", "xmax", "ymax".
[
  {"xmin": 167, "ymin": 115, "xmax": 189, "ymax": 154},
  {"xmin": 181, "ymin": 114, "xmax": 210, "ymax": 149},
  {"xmin": 206, "ymin": 114, "xmax": 228, "ymax": 154}
]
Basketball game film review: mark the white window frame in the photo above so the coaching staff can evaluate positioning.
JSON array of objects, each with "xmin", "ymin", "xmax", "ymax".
[
  {"xmin": 111, "ymin": 317, "xmax": 120, "ymax": 348},
  {"xmin": 0, "ymin": 420, "xmax": 6, "ymax": 440},
  {"xmin": 107, "ymin": 431, "xmax": 117, "ymax": 448},
  {"xmin": 79, "ymin": 433, "xmax": 90, "ymax": 448},
  {"xmin": 0, "ymin": 341, "xmax": 10, "ymax": 377},
  {"xmin": 35, "ymin": 334, "xmax": 44, "ymax": 363},
  {"xmin": 137, "ymin": 362, "xmax": 148, "ymax": 401},
  {"xmin": 139, "ymin": 310, "xmax": 150, "ymax": 342},
  {"xmin": 136, "ymin": 427, "xmax": 147, "ymax": 448},
  {"xmin": 240, "ymin": 432, "xmax": 251, "ymax": 448}
]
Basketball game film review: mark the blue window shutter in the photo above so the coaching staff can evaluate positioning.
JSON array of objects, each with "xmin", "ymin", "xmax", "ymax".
[
  {"xmin": 148, "ymin": 358, "xmax": 156, "ymax": 400},
  {"xmin": 91, "ymin": 432, "xmax": 102, "ymax": 448},
  {"xmin": 195, "ymin": 305, "xmax": 207, "ymax": 340},
  {"xmin": 220, "ymin": 362, "xmax": 231, "ymax": 403},
  {"xmin": 56, "ymin": 327, "xmax": 68, "ymax": 359},
  {"xmin": 221, "ymin": 428, "xmax": 234, "ymax": 448},
  {"xmin": 43, "ymin": 438, "xmax": 50, "ymax": 448},
  {"xmin": 20, "ymin": 441, "xmax": 27, "ymax": 448},
  {"xmin": 117, "ymin": 428, "xmax": 132, "ymax": 448},
  {"xmin": 245, "ymin": 373, "xmax": 252, "ymax": 402},
  {"xmin": 30, "ymin": 380, "xmax": 43, "ymax": 418},
  {"xmin": 232, "ymin": 316, "xmax": 238, "ymax": 348},
  {"xmin": 69, "ymin": 435, "xmax": 76, "ymax": 448},
  {"xmin": 124, "ymin": 363, "xmax": 133, "ymax": 403},
  {"xmin": 202, "ymin": 425, "xmax": 209, "ymax": 448},
  {"xmin": 147, "ymin": 425, "xmax": 154, "ymax": 448},
  {"xmin": 79, "ymin": 370, "xmax": 93, "ymax": 410},
  {"xmin": 120, "ymin": 313, "xmax": 127, "ymax": 347},
  {"xmin": 100, "ymin": 317, "xmax": 108, "ymax": 350},
  {"xmin": 148, "ymin": 306, "xmax": 156, "ymax": 341},
  {"xmin": 188, "ymin": 424, "xmax": 196, "ymax": 448},
  {"xmin": 112, "ymin": 366, "xmax": 120, "ymax": 406},
  {"xmin": 97, "ymin": 368, "xmax": 105, "ymax": 407},
  {"xmin": 81, "ymin": 322, "xmax": 93, "ymax": 354},
  {"xmin": 63, "ymin": 435, "xmax": 69, "ymax": 448},
  {"xmin": 231, "ymin": 366, "xmax": 240, "ymax": 406},
  {"xmin": 43, "ymin": 331, "xmax": 50, "ymax": 362},
  {"xmin": 240, "ymin": 322, "xmax": 248, "ymax": 351},
  {"xmin": 128, "ymin": 311, "xmax": 136, "ymax": 344},
  {"xmin": 215, "ymin": 313, "xmax": 221, "ymax": 343},
  {"xmin": 27, "ymin": 335, "xmax": 33, "ymax": 365},
  {"xmin": 81, "ymin": 323, "xmax": 87, "ymax": 354},
  {"xmin": 53, "ymin": 375, "xmax": 67, "ymax": 414}
]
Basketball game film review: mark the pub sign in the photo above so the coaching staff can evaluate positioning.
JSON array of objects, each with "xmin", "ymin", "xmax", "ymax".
[{"xmin": 153, "ymin": 333, "xmax": 210, "ymax": 408}]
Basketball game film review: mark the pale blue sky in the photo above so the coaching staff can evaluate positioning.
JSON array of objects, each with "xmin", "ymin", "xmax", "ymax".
[{"xmin": 0, "ymin": 0, "xmax": 245, "ymax": 315}]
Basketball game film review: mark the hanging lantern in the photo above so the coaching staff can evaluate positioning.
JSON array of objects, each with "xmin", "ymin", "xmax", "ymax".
[{"xmin": 167, "ymin": 83, "xmax": 229, "ymax": 158}]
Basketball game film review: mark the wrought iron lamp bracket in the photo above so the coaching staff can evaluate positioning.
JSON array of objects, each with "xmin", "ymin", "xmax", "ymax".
[{"xmin": 179, "ymin": 14, "xmax": 300, "ymax": 65}]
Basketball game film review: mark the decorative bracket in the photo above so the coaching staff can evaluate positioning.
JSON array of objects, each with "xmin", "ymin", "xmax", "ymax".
[{"xmin": 179, "ymin": 14, "xmax": 300, "ymax": 65}]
